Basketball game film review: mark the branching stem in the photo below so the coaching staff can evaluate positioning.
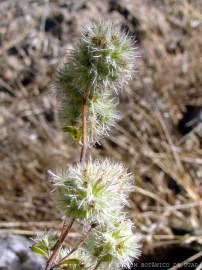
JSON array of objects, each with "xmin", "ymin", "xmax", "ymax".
[
  {"xmin": 47, "ymin": 98, "xmax": 91, "ymax": 270},
  {"xmin": 45, "ymin": 218, "xmax": 75, "ymax": 270},
  {"xmin": 54, "ymin": 226, "xmax": 93, "ymax": 268}
]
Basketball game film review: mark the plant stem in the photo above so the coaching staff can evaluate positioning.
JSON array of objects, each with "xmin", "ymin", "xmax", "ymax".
[
  {"xmin": 44, "ymin": 218, "xmax": 75, "ymax": 270},
  {"xmin": 54, "ymin": 226, "xmax": 93, "ymax": 268},
  {"xmin": 50, "ymin": 217, "xmax": 68, "ymax": 251},
  {"xmin": 93, "ymin": 259, "xmax": 102, "ymax": 270},
  {"xmin": 47, "ymin": 97, "xmax": 91, "ymax": 269},
  {"xmin": 80, "ymin": 101, "xmax": 88, "ymax": 164}
]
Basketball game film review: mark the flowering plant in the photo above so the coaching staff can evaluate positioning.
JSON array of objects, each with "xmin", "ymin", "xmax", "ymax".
[{"xmin": 31, "ymin": 21, "xmax": 140, "ymax": 270}]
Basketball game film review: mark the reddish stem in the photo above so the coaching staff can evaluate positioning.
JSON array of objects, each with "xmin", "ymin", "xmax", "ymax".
[
  {"xmin": 46, "ymin": 99, "xmax": 90, "ymax": 270},
  {"xmin": 44, "ymin": 218, "xmax": 74, "ymax": 270},
  {"xmin": 54, "ymin": 226, "xmax": 93, "ymax": 268}
]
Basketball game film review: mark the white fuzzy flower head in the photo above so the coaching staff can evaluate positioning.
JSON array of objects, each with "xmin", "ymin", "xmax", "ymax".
[
  {"xmin": 71, "ymin": 21, "xmax": 137, "ymax": 95},
  {"xmin": 53, "ymin": 21, "xmax": 137, "ymax": 143},
  {"xmin": 86, "ymin": 218, "xmax": 141, "ymax": 269},
  {"xmin": 50, "ymin": 159, "xmax": 134, "ymax": 224},
  {"xmin": 89, "ymin": 93, "xmax": 120, "ymax": 142}
]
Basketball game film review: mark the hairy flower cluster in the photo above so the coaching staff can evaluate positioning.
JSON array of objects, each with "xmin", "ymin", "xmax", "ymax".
[
  {"xmin": 89, "ymin": 94, "xmax": 119, "ymax": 141},
  {"xmin": 54, "ymin": 21, "xmax": 136, "ymax": 143},
  {"xmin": 72, "ymin": 21, "xmax": 137, "ymax": 94},
  {"xmin": 85, "ymin": 219, "xmax": 141, "ymax": 269},
  {"xmin": 50, "ymin": 159, "xmax": 133, "ymax": 223}
]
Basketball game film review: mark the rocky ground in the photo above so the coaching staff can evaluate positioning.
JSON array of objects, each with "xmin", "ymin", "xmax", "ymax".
[
  {"xmin": 0, "ymin": 235, "xmax": 44, "ymax": 270},
  {"xmin": 1, "ymin": 0, "xmax": 202, "ymax": 269}
]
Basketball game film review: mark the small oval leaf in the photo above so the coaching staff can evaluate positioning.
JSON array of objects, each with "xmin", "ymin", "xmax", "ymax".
[
  {"xmin": 30, "ymin": 246, "xmax": 48, "ymax": 258},
  {"xmin": 61, "ymin": 258, "xmax": 80, "ymax": 265}
]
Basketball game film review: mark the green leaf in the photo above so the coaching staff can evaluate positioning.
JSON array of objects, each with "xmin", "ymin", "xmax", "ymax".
[
  {"xmin": 62, "ymin": 125, "xmax": 81, "ymax": 142},
  {"xmin": 61, "ymin": 258, "xmax": 80, "ymax": 265},
  {"xmin": 30, "ymin": 246, "xmax": 48, "ymax": 258},
  {"xmin": 34, "ymin": 240, "xmax": 46, "ymax": 250}
]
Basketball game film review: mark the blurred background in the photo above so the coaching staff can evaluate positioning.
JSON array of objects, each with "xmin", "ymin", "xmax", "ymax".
[{"xmin": 1, "ymin": 0, "xmax": 202, "ymax": 269}]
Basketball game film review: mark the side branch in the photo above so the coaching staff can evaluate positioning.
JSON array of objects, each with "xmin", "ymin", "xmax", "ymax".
[
  {"xmin": 54, "ymin": 226, "xmax": 93, "ymax": 268},
  {"xmin": 45, "ymin": 218, "xmax": 75, "ymax": 270}
]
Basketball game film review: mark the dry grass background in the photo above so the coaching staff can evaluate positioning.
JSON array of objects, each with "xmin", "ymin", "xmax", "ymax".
[{"xmin": 1, "ymin": 0, "xmax": 202, "ymax": 259}]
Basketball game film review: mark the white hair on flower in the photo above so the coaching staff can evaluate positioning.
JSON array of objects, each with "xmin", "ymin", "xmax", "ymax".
[
  {"xmin": 50, "ymin": 158, "xmax": 134, "ymax": 224},
  {"xmin": 85, "ymin": 218, "xmax": 141, "ymax": 269}
]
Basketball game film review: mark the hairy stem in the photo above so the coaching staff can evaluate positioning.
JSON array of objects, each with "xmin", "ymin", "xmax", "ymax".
[
  {"xmin": 50, "ymin": 217, "xmax": 68, "ymax": 251},
  {"xmin": 45, "ymin": 218, "xmax": 75, "ymax": 270},
  {"xmin": 47, "ymin": 96, "xmax": 92, "ymax": 269},
  {"xmin": 80, "ymin": 101, "xmax": 88, "ymax": 164},
  {"xmin": 93, "ymin": 259, "xmax": 102, "ymax": 270}
]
